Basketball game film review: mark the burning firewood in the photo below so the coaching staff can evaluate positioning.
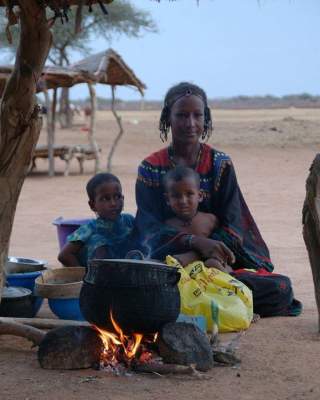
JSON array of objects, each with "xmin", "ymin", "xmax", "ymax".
[{"xmin": 132, "ymin": 362, "xmax": 198, "ymax": 376}]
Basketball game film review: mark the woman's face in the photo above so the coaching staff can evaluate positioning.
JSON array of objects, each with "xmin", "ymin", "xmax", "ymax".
[{"xmin": 169, "ymin": 95, "xmax": 205, "ymax": 146}]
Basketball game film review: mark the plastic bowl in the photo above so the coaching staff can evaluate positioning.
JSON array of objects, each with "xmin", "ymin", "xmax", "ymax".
[
  {"xmin": 48, "ymin": 298, "xmax": 85, "ymax": 321},
  {"xmin": 34, "ymin": 267, "xmax": 85, "ymax": 321},
  {"xmin": 34, "ymin": 267, "xmax": 85, "ymax": 299},
  {"xmin": 5, "ymin": 257, "xmax": 47, "ymax": 317}
]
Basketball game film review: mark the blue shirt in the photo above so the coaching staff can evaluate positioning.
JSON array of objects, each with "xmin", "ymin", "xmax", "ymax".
[{"xmin": 67, "ymin": 214, "xmax": 135, "ymax": 266}]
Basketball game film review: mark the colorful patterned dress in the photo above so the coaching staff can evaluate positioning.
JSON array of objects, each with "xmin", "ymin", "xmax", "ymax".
[{"xmin": 135, "ymin": 144, "xmax": 302, "ymax": 317}]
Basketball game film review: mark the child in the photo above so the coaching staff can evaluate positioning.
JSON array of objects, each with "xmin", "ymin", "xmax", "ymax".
[
  {"xmin": 163, "ymin": 166, "xmax": 232, "ymax": 273},
  {"xmin": 58, "ymin": 173, "xmax": 134, "ymax": 267}
]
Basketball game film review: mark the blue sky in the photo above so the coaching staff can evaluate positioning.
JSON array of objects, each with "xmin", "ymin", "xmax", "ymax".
[
  {"xmin": 6, "ymin": 0, "xmax": 320, "ymax": 101},
  {"xmin": 73, "ymin": 0, "xmax": 319, "ymax": 101}
]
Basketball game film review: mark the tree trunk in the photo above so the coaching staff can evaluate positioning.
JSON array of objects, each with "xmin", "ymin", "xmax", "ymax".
[
  {"xmin": 0, "ymin": 1, "xmax": 52, "ymax": 302},
  {"xmin": 302, "ymin": 154, "xmax": 320, "ymax": 332},
  {"xmin": 107, "ymin": 86, "xmax": 124, "ymax": 172},
  {"xmin": 87, "ymin": 83, "xmax": 100, "ymax": 173}
]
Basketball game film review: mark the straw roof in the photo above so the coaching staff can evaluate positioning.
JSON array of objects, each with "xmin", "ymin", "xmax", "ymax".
[
  {"xmin": 0, "ymin": 49, "xmax": 146, "ymax": 96},
  {"xmin": 70, "ymin": 49, "xmax": 146, "ymax": 95}
]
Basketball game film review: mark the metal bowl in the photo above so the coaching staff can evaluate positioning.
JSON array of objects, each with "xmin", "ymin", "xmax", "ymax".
[{"xmin": 5, "ymin": 256, "xmax": 47, "ymax": 274}]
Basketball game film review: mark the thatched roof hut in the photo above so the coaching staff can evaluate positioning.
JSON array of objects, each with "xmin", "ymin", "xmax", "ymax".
[
  {"xmin": 70, "ymin": 48, "xmax": 146, "ymax": 95},
  {"xmin": 0, "ymin": 49, "xmax": 146, "ymax": 96}
]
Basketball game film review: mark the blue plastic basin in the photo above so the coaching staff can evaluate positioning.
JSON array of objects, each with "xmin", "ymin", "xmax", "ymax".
[{"xmin": 48, "ymin": 298, "xmax": 85, "ymax": 321}]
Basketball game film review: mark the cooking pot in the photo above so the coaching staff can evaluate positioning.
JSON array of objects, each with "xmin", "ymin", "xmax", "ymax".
[
  {"xmin": 0, "ymin": 286, "xmax": 34, "ymax": 318},
  {"xmin": 79, "ymin": 259, "xmax": 181, "ymax": 334}
]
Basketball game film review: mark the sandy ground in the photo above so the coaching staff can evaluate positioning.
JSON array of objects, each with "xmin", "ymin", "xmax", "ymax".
[{"xmin": 1, "ymin": 108, "xmax": 320, "ymax": 399}]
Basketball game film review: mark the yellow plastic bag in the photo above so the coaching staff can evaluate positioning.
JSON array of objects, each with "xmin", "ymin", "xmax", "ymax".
[{"xmin": 166, "ymin": 256, "xmax": 253, "ymax": 333}]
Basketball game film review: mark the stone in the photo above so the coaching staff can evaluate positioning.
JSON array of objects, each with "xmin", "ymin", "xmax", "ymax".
[
  {"xmin": 157, "ymin": 322, "xmax": 213, "ymax": 372},
  {"xmin": 38, "ymin": 326, "xmax": 103, "ymax": 370}
]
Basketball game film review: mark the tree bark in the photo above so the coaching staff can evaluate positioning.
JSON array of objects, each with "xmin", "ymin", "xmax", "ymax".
[
  {"xmin": 87, "ymin": 83, "xmax": 100, "ymax": 173},
  {"xmin": 107, "ymin": 86, "xmax": 124, "ymax": 172},
  {"xmin": 302, "ymin": 154, "xmax": 320, "ymax": 332},
  {"xmin": 0, "ymin": 1, "xmax": 52, "ymax": 302}
]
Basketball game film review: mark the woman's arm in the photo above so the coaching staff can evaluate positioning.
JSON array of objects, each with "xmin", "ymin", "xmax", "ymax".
[{"xmin": 58, "ymin": 241, "xmax": 84, "ymax": 267}]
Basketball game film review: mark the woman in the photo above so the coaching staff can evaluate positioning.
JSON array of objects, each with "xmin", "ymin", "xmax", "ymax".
[{"xmin": 135, "ymin": 82, "xmax": 302, "ymax": 317}]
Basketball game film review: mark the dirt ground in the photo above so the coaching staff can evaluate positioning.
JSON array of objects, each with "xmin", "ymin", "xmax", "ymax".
[{"xmin": 1, "ymin": 108, "xmax": 320, "ymax": 400}]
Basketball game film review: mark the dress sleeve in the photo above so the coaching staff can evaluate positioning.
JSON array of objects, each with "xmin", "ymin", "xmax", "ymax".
[
  {"xmin": 67, "ymin": 222, "xmax": 94, "ymax": 244},
  {"xmin": 211, "ymin": 158, "xmax": 243, "ymax": 242},
  {"xmin": 210, "ymin": 155, "xmax": 273, "ymax": 271},
  {"xmin": 135, "ymin": 161, "xmax": 181, "ymax": 259}
]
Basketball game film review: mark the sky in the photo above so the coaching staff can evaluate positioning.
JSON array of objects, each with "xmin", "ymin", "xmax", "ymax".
[{"xmin": 5, "ymin": 0, "xmax": 320, "ymax": 101}]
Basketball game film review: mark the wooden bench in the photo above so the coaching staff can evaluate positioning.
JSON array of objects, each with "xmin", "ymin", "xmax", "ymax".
[{"xmin": 31, "ymin": 144, "xmax": 100, "ymax": 176}]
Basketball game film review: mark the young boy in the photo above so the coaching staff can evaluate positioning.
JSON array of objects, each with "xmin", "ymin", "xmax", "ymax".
[
  {"xmin": 58, "ymin": 173, "xmax": 134, "ymax": 267},
  {"xmin": 163, "ymin": 166, "xmax": 232, "ymax": 273}
]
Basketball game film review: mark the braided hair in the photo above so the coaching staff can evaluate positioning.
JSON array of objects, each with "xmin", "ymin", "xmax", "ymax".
[{"xmin": 159, "ymin": 82, "xmax": 213, "ymax": 142}]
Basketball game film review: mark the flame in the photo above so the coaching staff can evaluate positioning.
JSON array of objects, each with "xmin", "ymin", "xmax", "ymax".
[{"xmin": 94, "ymin": 310, "xmax": 144, "ymax": 364}]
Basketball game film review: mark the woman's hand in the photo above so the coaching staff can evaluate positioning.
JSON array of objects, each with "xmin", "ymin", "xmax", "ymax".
[
  {"xmin": 173, "ymin": 251, "xmax": 199, "ymax": 267},
  {"xmin": 204, "ymin": 257, "xmax": 233, "ymax": 273},
  {"xmin": 191, "ymin": 236, "xmax": 235, "ymax": 265}
]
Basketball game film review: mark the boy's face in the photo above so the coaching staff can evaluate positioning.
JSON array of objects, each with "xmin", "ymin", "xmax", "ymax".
[
  {"xmin": 165, "ymin": 177, "xmax": 203, "ymax": 220},
  {"xmin": 89, "ymin": 181, "xmax": 124, "ymax": 221}
]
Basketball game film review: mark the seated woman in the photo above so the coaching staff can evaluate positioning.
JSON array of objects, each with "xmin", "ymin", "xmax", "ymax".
[{"xmin": 135, "ymin": 81, "xmax": 302, "ymax": 318}]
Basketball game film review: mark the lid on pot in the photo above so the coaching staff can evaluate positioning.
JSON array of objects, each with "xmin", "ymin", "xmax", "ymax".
[{"xmin": 2, "ymin": 286, "xmax": 32, "ymax": 299}]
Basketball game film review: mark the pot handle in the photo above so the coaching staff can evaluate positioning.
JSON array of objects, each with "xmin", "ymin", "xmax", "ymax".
[{"xmin": 125, "ymin": 250, "xmax": 145, "ymax": 260}]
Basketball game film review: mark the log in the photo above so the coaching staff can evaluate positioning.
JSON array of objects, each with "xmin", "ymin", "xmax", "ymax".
[
  {"xmin": 132, "ymin": 362, "xmax": 196, "ymax": 375},
  {"xmin": 303, "ymin": 154, "xmax": 320, "ymax": 332},
  {"xmin": 0, "ymin": 320, "xmax": 45, "ymax": 345},
  {"xmin": 0, "ymin": 317, "xmax": 90, "ymax": 330}
]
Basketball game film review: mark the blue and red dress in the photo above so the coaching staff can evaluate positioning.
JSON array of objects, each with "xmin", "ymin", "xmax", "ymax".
[{"xmin": 135, "ymin": 143, "xmax": 302, "ymax": 317}]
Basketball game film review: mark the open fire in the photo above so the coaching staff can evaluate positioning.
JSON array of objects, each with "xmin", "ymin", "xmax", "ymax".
[{"xmin": 94, "ymin": 311, "xmax": 157, "ymax": 372}]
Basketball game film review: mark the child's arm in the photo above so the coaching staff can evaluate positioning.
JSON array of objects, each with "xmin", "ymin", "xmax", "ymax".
[{"xmin": 58, "ymin": 241, "xmax": 84, "ymax": 267}]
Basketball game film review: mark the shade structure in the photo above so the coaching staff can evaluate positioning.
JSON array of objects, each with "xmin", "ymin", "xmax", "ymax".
[
  {"xmin": 69, "ymin": 48, "xmax": 146, "ymax": 95},
  {"xmin": 0, "ymin": 49, "xmax": 146, "ymax": 96}
]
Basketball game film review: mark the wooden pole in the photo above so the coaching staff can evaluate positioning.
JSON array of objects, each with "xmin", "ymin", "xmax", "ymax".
[
  {"xmin": 87, "ymin": 83, "xmax": 100, "ymax": 173},
  {"xmin": 303, "ymin": 154, "xmax": 320, "ymax": 332},
  {"xmin": 107, "ymin": 86, "xmax": 124, "ymax": 172},
  {"xmin": 43, "ymin": 87, "xmax": 55, "ymax": 177}
]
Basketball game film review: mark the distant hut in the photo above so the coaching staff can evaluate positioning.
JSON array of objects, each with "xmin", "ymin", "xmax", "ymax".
[{"xmin": 0, "ymin": 49, "xmax": 146, "ymax": 175}]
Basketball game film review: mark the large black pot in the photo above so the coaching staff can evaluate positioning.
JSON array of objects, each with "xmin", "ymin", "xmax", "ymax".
[{"xmin": 79, "ymin": 259, "xmax": 181, "ymax": 334}]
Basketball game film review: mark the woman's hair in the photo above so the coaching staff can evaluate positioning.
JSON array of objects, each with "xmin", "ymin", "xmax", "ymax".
[
  {"xmin": 163, "ymin": 165, "xmax": 200, "ymax": 191},
  {"xmin": 86, "ymin": 172, "xmax": 121, "ymax": 201},
  {"xmin": 159, "ymin": 82, "xmax": 213, "ymax": 142}
]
